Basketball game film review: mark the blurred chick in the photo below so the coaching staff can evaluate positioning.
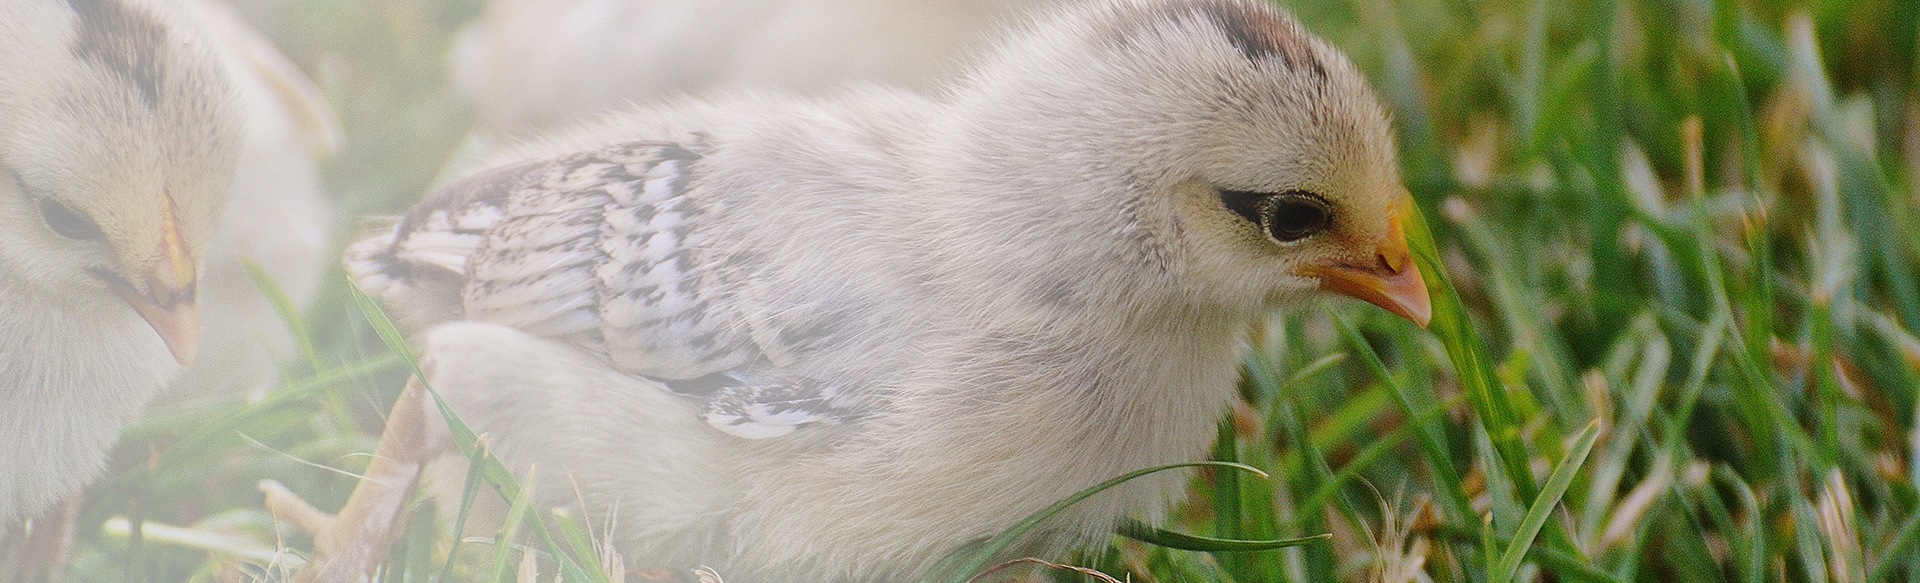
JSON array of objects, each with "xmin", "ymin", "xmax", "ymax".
[
  {"xmin": 451, "ymin": 0, "xmax": 1061, "ymax": 138},
  {"xmin": 160, "ymin": 0, "xmax": 336, "ymax": 406},
  {"xmin": 271, "ymin": 1, "xmax": 1430, "ymax": 581},
  {"xmin": 0, "ymin": 0, "xmax": 242, "ymax": 531}
]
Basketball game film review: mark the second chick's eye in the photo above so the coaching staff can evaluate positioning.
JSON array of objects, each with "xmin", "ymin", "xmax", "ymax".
[
  {"xmin": 40, "ymin": 198, "xmax": 104, "ymax": 240},
  {"xmin": 1261, "ymin": 192, "xmax": 1332, "ymax": 243}
]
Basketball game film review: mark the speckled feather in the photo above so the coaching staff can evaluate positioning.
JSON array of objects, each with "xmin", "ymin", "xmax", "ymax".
[{"xmin": 347, "ymin": 141, "xmax": 854, "ymax": 438}]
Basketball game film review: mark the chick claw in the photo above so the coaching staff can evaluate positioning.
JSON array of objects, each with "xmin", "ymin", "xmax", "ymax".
[{"xmin": 262, "ymin": 377, "xmax": 439, "ymax": 583}]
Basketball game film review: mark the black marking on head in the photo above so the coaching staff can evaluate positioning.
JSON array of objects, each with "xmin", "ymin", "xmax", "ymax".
[
  {"xmin": 67, "ymin": 0, "xmax": 170, "ymax": 109},
  {"xmin": 1188, "ymin": 0, "xmax": 1325, "ymax": 77},
  {"xmin": 1106, "ymin": 0, "xmax": 1327, "ymax": 79}
]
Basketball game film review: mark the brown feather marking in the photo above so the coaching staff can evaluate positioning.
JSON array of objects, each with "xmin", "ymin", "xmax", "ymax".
[{"xmin": 67, "ymin": 0, "xmax": 170, "ymax": 109}]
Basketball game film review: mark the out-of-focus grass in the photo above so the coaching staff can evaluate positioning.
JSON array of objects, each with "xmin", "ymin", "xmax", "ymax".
[{"xmin": 56, "ymin": 0, "xmax": 1920, "ymax": 581}]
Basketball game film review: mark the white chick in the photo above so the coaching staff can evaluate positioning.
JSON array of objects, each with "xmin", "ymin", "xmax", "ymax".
[
  {"xmin": 0, "ymin": 0, "xmax": 242, "ymax": 532},
  {"xmin": 271, "ymin": 1, "xmax": 1432, "ymax": 581},
  {"xmin": 451, "ymin": 0, "xmax": 1062, "ymax": 138},
  {"xmin": 161, "ymin": 0, "xmax": 336, "ymax": 405}
]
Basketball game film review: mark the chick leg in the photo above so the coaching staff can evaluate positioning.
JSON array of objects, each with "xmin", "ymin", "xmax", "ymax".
[
  {"xmin": 3, "ymin": 497, "xmax": 78, "ymax": 583},
  {"xmin": 263, "ymin": 375, "xmax": 443, "ymax": 583},
  {"xmin": 267, "ymin": 321, "xmax": 737, "ymax": 580}
]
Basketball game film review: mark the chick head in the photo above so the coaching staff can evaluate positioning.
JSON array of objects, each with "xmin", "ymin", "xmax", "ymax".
[
  {"xmin": 0, "ymin": 0, "xmax": 243, "ymax": 364},
  {"xmin": 953, "ymin": 0, "xmax": 1430, "ymax": 325}
]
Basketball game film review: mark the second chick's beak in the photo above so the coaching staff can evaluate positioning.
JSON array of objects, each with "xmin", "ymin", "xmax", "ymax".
[
  {"xmin": 1294, "ymin": 200, "xmax": 1432, "ymax": 327},
  {"xmin": 107, "ymin": 204, "xmax": 201, "ymax": 366}
]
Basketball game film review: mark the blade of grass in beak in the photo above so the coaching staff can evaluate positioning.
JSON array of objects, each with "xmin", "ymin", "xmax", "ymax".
[{"xmin": 1402, "ymin": 200, "xmax": 1535, "ymax": 496}]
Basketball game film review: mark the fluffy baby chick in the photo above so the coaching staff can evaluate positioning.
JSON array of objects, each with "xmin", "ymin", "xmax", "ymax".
[
  {"xmin": 452, "ymin": 0, "xmax": 1061, "ymax": 138},
  {"xmin": 0, "ymin": 0, "xmax": 240, "ymax": 531},
  {"xmin": 273, "ymin": 1, "xmax": 1430, "ymax": 581}
]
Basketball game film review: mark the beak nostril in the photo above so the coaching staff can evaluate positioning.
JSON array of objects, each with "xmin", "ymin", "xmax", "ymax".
[
  {"xmin": 1377, "ymin": 250, "xmax": 1411, "ymax": 275},
  {"xmin": 154, "ymin": 283, "xmax": 195, "ymax": 308}
]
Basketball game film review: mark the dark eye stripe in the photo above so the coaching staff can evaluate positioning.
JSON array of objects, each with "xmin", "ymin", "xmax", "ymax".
[
  {"xmin": 1218, "ymin": 189, "xmax": 1269, "ymax": 225},
  {"xmin": 40, "ymin": 197, "xmax": 105, "ymax": 240}
]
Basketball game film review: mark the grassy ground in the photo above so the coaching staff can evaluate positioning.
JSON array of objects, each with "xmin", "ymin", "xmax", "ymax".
[{"xmin": 57, "ymin": 0, "xmax": 1920, "ymax": 581}]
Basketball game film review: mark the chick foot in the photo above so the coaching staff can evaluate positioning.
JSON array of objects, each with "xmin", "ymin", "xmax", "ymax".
[
  {"xmin": 2, "ymin": 498, "xmax": 78, "ymax": 583},
  {"xmin": 262, "ymin": 378, "xmax": 439, "ymax": 583}
]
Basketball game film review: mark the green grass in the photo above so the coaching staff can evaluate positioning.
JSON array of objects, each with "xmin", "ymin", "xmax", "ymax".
[{"xmin": 51, "ymin": 0, "xmax": 1920, "ymax": 581}]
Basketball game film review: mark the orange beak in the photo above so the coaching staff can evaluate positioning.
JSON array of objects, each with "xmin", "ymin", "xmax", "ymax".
[
  {"xmin": 114, "ymin": 282, "xmax": 199, "ymax": 366},
  {"xmin": 1294, "ymin": 200, "xmax": 1432, "ymax": 327},
  {"xmin": 109, "ymin": 199, "xmax": 201, "ymax": 365}
]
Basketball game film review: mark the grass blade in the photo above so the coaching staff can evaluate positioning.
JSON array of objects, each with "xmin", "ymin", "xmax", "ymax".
[
  {"xmin": 489, "ymin": 465, "xmax": 537, "ymax": 583},
  {"xmin": 241, "ymin": 258, "xmax": 325, "ymax": 374},
  {"xmin": 1403, "ymin": 200, "xmax": 1536, "ymax": 497},
  {"xmin": 440, "ymin": 435, "xmax": 494, "ymax": 582},
  {"xmin": 924, "ymin": 461, "xmax": 1268, "ymax": 583},
  {"xmin": 1330, "ymin": 311, "xmax": 1473, "ymax": 524},
  {"xmin": 1868, "ymin": 509, "xmax": 1920, "ymax": 582},
  {"xmin": 349, "ymin": 284, "xmax": 588, "ymax": 580},
  {"xmin": 1493, "ymin": 419, "xmax": 1602, "ymax": 583},
  {"xmin": 553, "ymin": 508, "xmax": 615, "ymax": 583},
  {"xmin": 1116, "ymin": 520, "xmax": 1328, "ymax": 552}
]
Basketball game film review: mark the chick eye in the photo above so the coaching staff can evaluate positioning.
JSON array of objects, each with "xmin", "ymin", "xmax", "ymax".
[
  {"xmin": 39, "ymin": 198, "xmax": 104, "ymax": 240},
  {"xmin": 1260, "ymin": 192, "xmax": 1332, "ymax": 243}
]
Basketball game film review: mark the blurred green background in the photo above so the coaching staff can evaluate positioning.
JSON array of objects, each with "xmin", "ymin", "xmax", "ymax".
[{"xmin": 59, "ymin": 0, "xmax": 1920, "ymax": 581}]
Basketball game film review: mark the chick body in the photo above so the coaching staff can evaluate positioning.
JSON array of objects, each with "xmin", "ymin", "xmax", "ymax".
[
  {"xmin": 369, "ymin": 90, "xmax": 1258, "ymax": 576},
  {"xmin": 305, "ymin": 1, "xmax": 1428, "ymax": 581}
]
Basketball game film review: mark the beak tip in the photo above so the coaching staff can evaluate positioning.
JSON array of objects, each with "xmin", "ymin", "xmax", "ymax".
[
  {"xmin": 155, "ymin": 308, "xmax": 200, "ymax": 367},
  {"xmin": 1407, "ymin": 304, "xmax": 1433, "ymax": 328},
  {"xmin": 1380, "ymin": 283, "xmax": 1432, "ymax": 328},
  {"xmin": 1402, "ymin": 268, "xmax": 1433, "ymax": 328}
]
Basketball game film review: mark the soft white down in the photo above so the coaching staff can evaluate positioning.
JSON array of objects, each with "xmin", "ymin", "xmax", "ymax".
[{"xmin": 273, "ymin": 1, "xmax": 1433, "ymax": 582}]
